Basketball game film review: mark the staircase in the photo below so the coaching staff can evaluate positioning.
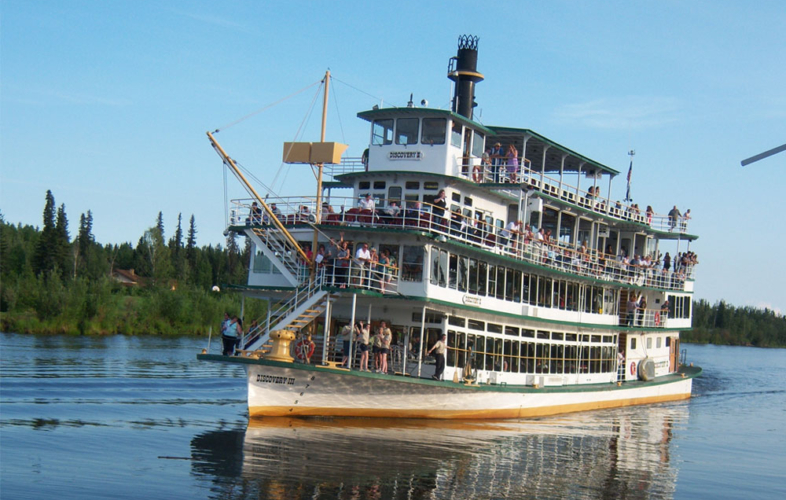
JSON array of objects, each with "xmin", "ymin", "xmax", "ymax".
[
  {"xmin": 243, "ymin": 274, "xmax": 337, "ymax": 351},
  {"xmin": 246, "ymin": 226, "xmax": 309, "ymax": 286}
]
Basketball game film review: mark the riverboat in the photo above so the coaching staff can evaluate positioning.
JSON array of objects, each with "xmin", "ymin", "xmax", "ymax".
[{"xmin": 198, "ymin": 35, "xmax": 702, "ymax": 419}]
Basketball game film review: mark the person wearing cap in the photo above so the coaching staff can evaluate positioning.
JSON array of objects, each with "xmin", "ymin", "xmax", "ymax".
[
  {"xmin": 489, "ymin": 142, "xmax": 504, "ymax": 183},
  {"xmin": 427, "ymin": 333, "xmax": 448, "ymax": 380}
]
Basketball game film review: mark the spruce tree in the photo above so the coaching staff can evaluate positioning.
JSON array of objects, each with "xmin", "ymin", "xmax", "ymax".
[{"xmin": 33, "ymin": 190, "xmax": 57, "ymax": 276}]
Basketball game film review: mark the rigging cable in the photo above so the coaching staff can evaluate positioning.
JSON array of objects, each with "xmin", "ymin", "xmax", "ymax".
[
  {"xmin": 274, "ymin": 81, "xmax": 324, "ymax": 191},
  {"xmin": 330, "ymin": 76, "xmax": 346, "ymax": 145},
  {"xmin": 213, "ymin": 80, "xmax": 322, "ymax": 133}
]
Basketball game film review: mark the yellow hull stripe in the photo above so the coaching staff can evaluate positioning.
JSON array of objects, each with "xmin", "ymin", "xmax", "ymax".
[{"xmin": 249, "ymin": 393, "xmax": 691, "ymax": 420}]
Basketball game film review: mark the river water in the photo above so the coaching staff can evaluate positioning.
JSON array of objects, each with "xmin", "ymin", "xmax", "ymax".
[{"xmin": 0, "ymin": 333, "xmax": 783, "ymax": 499}]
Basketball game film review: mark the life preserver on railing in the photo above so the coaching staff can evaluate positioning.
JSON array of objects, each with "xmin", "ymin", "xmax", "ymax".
[
  {"xmin": 654, "ymin": 311, "xmax": 661, "ymax": 326},
  {"xmin": 630, "ymin": 361, "xmax": 636, "ymax": 376},
  {"xmin": 295, "ymin": 337, "xmax": 315, "ymax": 360}
]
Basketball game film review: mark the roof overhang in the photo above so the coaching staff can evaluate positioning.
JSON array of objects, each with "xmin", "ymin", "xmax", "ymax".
[{"xmin": 357, "ymin": 107, "xmax": 496, "ymax": 136}]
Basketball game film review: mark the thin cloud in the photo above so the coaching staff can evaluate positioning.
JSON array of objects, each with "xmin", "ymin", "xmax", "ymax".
[
  {"xmin": 173, "ymin": 9, "xmax": 248, "ymax": 32},
  {"xmin": 553, "ymin": 97, "xmax": 680, "ymax": 130}
]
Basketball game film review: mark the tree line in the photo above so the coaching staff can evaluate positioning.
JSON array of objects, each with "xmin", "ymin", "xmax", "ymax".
[
  {"xmin": 0, "ymin": 190, "xmax": 265, "ymax": 335},
  {"xmin": 683, "ymin": 298, "xmax": 786, "ymax": 348}
]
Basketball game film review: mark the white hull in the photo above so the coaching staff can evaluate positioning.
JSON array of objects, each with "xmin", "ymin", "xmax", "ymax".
[{"xmin": 239, "ymin": 358, "xmax": 696, "ymax": 419}]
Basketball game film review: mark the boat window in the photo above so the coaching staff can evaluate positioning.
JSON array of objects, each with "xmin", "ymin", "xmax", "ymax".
[
  {"xmin": 464, "ymin": 196, "xmax": 473, "ymax": 207},
  {"xmin": 468, "ymin": 258, "xmax": 478, "ymax": 294},
  {"xmin": 505, "ymin": 326, "xmax": 519, "ymax": 337},
  {"xmin": 405, "ymin": 181, "xmax": 420, "ymax": 190},
  {"xmin": 452, "ymin": 192, "xmax": 461, "ymax": 202},
  {"xmin": 439, "ymin": 250, "xmax": 448, "ymax": 287},
  {"xmin": 536, "ymin": 343, "xmax": 550, "ymax": 373},
  {"xmin": 423, "ymin": 181, "xmax": 439, "ymax": 191},
  {"xmin": 448, "ymin": 253, "xmax": 458, "ymax": 289},
  {"xmin": 495, "ymin": 267, "xmax": 505, "ymax": 300},
  {"xmin": 472, "ymin": 130, "xmax": 485, "ymax": 157},
  {"xmin": 373, "ymin": 181, "xmax": 386, "ymax": 190},
  {"xmin": 487, "ymin": 323, "xmax": 502, "ymax": 334},
  {"xmin": 522, "ymin": 274, "xmax": 531, "ymax": 304},
  {"xmin": 451, "ymin": 121, "xmax": 462, "ymax": 148},
  {"xmin": 537, "ymin": 331, "xmax": 550, "ymax": 340},
  {"xmin": 630, "ymin": 337, "xmax": 637, "ymax": 350},
  {"xmin": 477, "ymin": 261, "xmax": 487, "ymax": 296},
  {"xmin": 387, "ymin": 186, "xmax": 402, "ymax": 204},
  {"xmin": 448, "ymin": 316, "xmax": 465, "ymax": 327},
  {"xmin": 429, "ymin": 248, "xmax": 439, "ymax": 286},
  {"xmin": 560, "ymin": 213, "xmax": 576, "ymax": 246},
  {"xmin": 487, "ymin": 265, "xmax": 497, "ymax": 298},
  {"xmin": 421, "ymin": 118, "xmax": 447, "ymax": 145},
  {"xmin": 647, "ymin": 337, "xmax": 652, "ymax": 349},
  {"xmin": 404, "ymin": 194, "xmax": 419, "ymax": 207},
  {"xmin": 458, "ymin": 257, "xmax": 468, "ymax": 292},
  {"xmin": 372, "ymin": 119, "xmax": 394, "ymax": 145},
  {"xmin": 395, "ymin": 118, "xmax": 419, "ymax": 145},
  {"xmin": 401, "ymin": 246, "xmax": 423, "ymax": 282},
  {"xmin": 359, "ymin": 181, "xmax": 371, "ymax": 190},
  {"xmin": 467, "ymin": 319, "xmax": 484, "ymax": 331},
  {"xmin": 551, "ymin": 344, "xmax": 563, "ymax": 373},
  {"xmin": 603, "ymin": 335, "xmax": 613, "ymax": 343},
  {"xmin": 565, "ymin": 345, "xmax": 578, "ymax": 374},
  {"xmin": 591, "ymin": 335, "xmax": 601, "ymax": 343},
  {"xmin": 522, "ymin": 329, "xmax": 535, "ymax": 338},
  {"xmin": 657, "ymin": 337, "xmax": 662, "ymax": 348},
  {"xmin": 505, "ymin": 340, "xmax": 517, "ymax": 373},
  {"xmin": 552, "ymin": 332, "xmax": 564, "ymax": 341},
  {"xmin": 565, "ymin": 333, "xmax": 577, "ymax": 342}
]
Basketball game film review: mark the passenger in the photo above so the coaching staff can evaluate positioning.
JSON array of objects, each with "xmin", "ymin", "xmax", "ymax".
[
  {"xmin": 668, "ymin": 205, "xmax": 681, "ymax": 231},
  {"xmin": 505, "ymin": 144, "xmax": 519, "ymax": 183},
  {"xmin": 681, "ymin": 209, "xmax": 691, "ymax": 232},
  {"xmin": 406, "ymin": 201, "xmax": 423, "ymax": 224},
  {"xmin": 372, "ymin": 326, "xmax": 382, "ymax": 372},
  {"xmin": 368, "ymin": 247, "xmax": 380, "ymax": 289},
  {"xmin": 334, "ymin": 237, "xmax": 351, "ymax": 288},
  {"xmin": 489, "ymin": 142, "xmax": 504, "ymax": 182},
  {"xmin": 627, "ymin": 293, "xmax": 638, "ymax": 327},
  {"xmin": 377, "ymin": 248, "xmax": 390, "ymax": 292},
  {"xmin": 269, "ymin": 203, "xmax": 282, "ymax": 220},
  {"xmin": 432, "ymin": 189, "xmax": 447, "ymax": 230},
  {"xmin": 646, "ymin": 205, "xmax": 654, "ymax": 225},
  {"xmin": 339, "ymin": 323, "xmax": 355, "ymax": 368},
  {"xmin": 321, "ymin": 201, "xmax": 334, "ymax": 215},
  {"xmin": 248, "ymin": 202, "xmax": 263, "ymax": 225},
  {"xmin": 359, "ymin": 194, "xmax": 376, "ymax": 212},
  {"xmin": 353, "ymin": 242, "xmax": 372, "ymax": 287},
  {"xmin": 222, "ymin": 315, "xmax": 240, "ymax": 356},
  {"xmin": 379, "ymin": 322, "xmax": 392, "ymax": 374},
  {"xmin": 357, "ymin": 321, "xmax": 370, "ymax": 371},
  {"xmin": 427, "ymin": 333, "xmax": 448, "ymax": 381},
  {"xmin": 314, "ymin": 244, "xmax": 326, "ymax": 269},
  {"xmin": 383, "ymin": 201, "xmax": 400, "ymax": 219}
]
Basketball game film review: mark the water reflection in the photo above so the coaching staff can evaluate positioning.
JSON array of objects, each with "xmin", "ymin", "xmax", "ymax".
[{"xmin": 191, "ymin": 403, "xmax": 687, "ymax": 500}]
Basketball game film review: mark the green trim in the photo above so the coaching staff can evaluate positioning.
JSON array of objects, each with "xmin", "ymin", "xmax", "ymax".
[
  {"xmin": 357, "ymin": 107, "xmax": 496, "ymax": 135},
  {"xmin": 196, "ymin": 353, "xmax": 702, "ymax": 393}
]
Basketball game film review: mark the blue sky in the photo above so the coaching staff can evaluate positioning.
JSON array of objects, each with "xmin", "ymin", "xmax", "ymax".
[{"xmin": 2, "ymin": 0, "xmax": 785, "ymax": 312}]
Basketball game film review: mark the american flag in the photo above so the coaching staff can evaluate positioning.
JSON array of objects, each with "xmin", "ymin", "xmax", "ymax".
[{"xmin": 625, "ymin": 160, "xmax": 632, "ymax": 201}]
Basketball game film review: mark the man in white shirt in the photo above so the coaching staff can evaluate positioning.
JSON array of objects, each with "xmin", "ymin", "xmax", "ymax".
[
  {"xmin": 353, "ymin": 242, "xmax": 371, "ymax": 287},
  {"xmin": 359, "ymin": 194, "xmax": 375, "ymax": 211}
]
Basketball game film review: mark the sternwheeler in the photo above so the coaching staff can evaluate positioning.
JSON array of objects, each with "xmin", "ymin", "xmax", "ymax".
[{"xmin": 198, "ymin": 35, "xmax": 701, "ymax": 419}]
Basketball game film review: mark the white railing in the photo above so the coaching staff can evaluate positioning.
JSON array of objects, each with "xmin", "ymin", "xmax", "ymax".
[
  {"xmin": 232, "ymin": 196, "xmax": 694, "ymax": 292},
  {"xmin": 243, "ymin": 272, "xmax": 327, "ymax": 350},
  {"xmin": 620, "ymin": 307, "xmax": 670, "ymax": 329},
  {"xmin": 456, "ymin": 157, "xmax": 692, "ymax": 234}
]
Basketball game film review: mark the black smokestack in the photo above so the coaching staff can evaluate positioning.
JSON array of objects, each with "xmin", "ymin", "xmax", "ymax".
[{"xmin": 448, "ymin": 35, "xmax": 484, "ymax": 120}]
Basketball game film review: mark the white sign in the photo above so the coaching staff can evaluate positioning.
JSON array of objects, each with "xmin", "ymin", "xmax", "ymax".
[{"xmin": 389, "ymin": 151, "xmax": 423, "ymax": 161}]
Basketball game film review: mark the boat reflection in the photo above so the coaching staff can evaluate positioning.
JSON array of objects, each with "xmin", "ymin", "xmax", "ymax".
[{"xmin": 190, "ymin": 403, "xmax": 688, "ymax": 499}]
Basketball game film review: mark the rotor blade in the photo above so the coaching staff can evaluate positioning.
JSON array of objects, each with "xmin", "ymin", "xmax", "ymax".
[{"xmin": 741, "ymin": 143, "xmax": 786, "ymax": 166}]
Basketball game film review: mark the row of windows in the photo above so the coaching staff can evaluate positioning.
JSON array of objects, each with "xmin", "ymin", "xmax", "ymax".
[
  {"xmin": 666, "ymin": 295, "xmax": 691, "ymax": 319},
  {"xmin": 371, "ymin": 117, "xmax": 485, "ymax": 157},
  {"xmin": 429, "ymin": 248, "xmax": 619, "ymax": 314},
  {"xmin": 446, "ymin": 331, "xmax": 618, "ymax": 375}
]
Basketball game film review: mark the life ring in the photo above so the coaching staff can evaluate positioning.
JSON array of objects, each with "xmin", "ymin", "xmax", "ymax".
[
  {"xmin": 630, "ymin": 361, "xmax": 636, "ymax": 376},
  {"xmin": 654, "ymin": 311, "xmax": 661, "ymax": 326},
  {"xmin": 295, "ymin": 338, "xmax": 315, "ymax": 360}
]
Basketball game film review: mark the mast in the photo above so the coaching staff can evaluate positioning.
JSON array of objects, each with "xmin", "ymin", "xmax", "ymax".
[{"xmin": 312, "ymin": 70, "xmax": 330, "ymax": 262}]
